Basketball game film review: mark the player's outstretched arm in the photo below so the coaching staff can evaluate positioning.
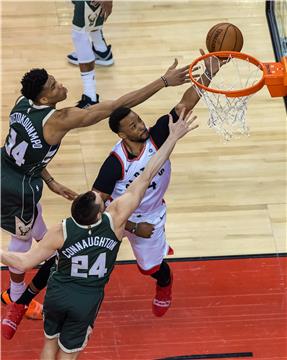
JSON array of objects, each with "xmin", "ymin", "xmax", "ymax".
[
  {"xmin": 0, "ymin": 224, "xmax": 63, "ymax": 272},
  {"xmin": 175, "ymin": 48, "xmax": 224, "ymax": 115},
  {"xmin": 107, "ymin": 109, "xmax": 199, "ymax": 239},
  {"xmin": 44, "ymin": 60, "xmax": 190, "ymax": 144}
]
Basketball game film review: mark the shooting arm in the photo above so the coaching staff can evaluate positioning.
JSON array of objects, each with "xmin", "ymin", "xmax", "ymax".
[{"xmin": 176, "ymin": 48, "xmax": 222, "ymax": 114}]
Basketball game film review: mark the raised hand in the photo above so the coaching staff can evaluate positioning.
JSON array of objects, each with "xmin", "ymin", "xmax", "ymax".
[
  {"xmin": 168, "ymin": 108, "xmax": 199, "ymax": 141},
  {"xmin": 91, "ymin": 1, "xmax": 113, "ymax": 21},
  {"xmin": 200, "ymin": 48, "xmax": 227, "ymax": 76},
  {"xmin": 162, "ymin": 58, "xmax": 190, "ymax": 87}
]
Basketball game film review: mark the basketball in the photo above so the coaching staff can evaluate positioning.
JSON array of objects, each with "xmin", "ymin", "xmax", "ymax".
[{"xmin": 206, "ymin": 23, "xmax": 244, "ymax": 52}]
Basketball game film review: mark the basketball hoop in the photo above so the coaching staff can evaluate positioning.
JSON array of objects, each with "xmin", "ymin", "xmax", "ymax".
[{"xmin": 189, "ymin": 51, "xmax": 287, "ymax": 140}]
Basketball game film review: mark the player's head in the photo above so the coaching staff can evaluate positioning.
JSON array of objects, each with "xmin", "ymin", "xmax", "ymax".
[
  {"xmin": 109, "ymin": 107, "xmax": 149, "ymax": 143},
  {"xmin": 21, "ymin": 68, "xmax": 67, "ymax": 105},
  {"xmin": 71, "ymin": 191, "xmax": 104, "ymax": 225}
]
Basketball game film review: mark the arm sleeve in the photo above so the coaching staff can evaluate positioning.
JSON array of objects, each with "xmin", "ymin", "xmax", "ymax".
[
  {"xmin": 92, "ymin": 154, "xmax": 123, "ymax": 195},
  {"xmin": 149, "ymin": 107, "xmax": 179, "ymax": 148}
]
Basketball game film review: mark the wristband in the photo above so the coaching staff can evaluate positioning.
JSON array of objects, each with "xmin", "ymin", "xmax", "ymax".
[
  {"xmin": 161, "ymin": 76, "xmax": 169, "ymax": 87},
  {"xmin": 45, "ymin": 177, "xmax": 54, "ymax": 185}
]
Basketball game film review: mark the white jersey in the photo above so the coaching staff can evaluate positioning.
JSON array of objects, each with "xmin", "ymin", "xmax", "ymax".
[{"xmin": 110, "ymin": 138, "xmax": 171, "ymax": 222}]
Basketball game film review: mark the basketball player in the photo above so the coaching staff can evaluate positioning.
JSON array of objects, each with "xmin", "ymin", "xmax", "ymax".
[
  {"xmin": 1, "ymin": 62, "xmax": 190, "ymax": 339},
  {"xmin": 0, "ymin": 109, "xmax": 198, "ymax": 359},
  {"xmin": 66, "ymin": 1, "xmax": 114, "ymax": 108},
  {"xmin": 93, "ymin": 50, "xmax": 221, "ymax": 317}
]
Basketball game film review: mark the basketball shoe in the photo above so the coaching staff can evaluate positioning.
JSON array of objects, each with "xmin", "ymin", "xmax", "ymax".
[
  {"xmin": 67, "ymin": 44, "xmax": 114, "ymax": 66},
  {"xmin": 1, "ymin": 290, "xmax": 43, "ymax": 320},
  {"xmin": 76, "ymin": 94, "xmax": 99, "ymax": 108},
  {"xmin": 1, "ymin": 303, "xmax": 26, "ymax": 340},
  {"xmin": 152, "ymin": 272, "xmax": 173, "ymax": 317}
]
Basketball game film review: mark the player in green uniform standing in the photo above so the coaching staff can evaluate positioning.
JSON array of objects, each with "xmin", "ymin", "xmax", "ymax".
[
  {"xmin": 1, "ymin": 62, "xmax": 191, "ymax": 339},
  {"xmin": 67, "ymin": 1, "xmax": 114, "ymax": 108},
  {"xmin": 0, "ymin": 108, "xmax": 198, "ymax": 359}
]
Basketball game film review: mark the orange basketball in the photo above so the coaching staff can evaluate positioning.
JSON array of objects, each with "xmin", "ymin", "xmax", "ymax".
[{"xmin": 206, "ymin": 23, "xmax": 244, "ymax": 53}]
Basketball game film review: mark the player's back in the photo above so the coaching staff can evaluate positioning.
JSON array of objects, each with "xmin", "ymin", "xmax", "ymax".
[
  {"xmin": 1, "ymin": 96, "xmax": 59, "ymax": 177},
  {"xmin": 51, "ymin": 213, "xmax": 121, "ymax": 289}
]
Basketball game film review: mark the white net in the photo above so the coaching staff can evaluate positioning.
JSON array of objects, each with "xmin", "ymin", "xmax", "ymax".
[{"xmin": 192, "ymin": 55, "xmax": 263, "ymax": 141}]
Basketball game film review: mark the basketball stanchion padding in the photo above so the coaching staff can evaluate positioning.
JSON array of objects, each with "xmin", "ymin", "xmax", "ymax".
[{"xmin": 263, "ymin": 57, "xmax": 287, "ymax": 97}]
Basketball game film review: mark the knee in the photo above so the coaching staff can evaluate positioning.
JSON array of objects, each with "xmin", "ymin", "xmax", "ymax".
[
  {"xmin": 8, "ymin": 236, "xmax": 32, "ymax": 274},
  {"xmin": 71, "ymin": 29, "xmax": 95, "ymax": 64},
  {"xmin": 8, "ymin": 235, "xmax": 32, "ymax": 253}
]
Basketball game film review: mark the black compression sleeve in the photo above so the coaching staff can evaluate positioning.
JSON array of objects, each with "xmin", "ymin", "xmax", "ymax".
[{"xmin": 151, "ymin": 261, "xmax": 171, "ymax": 287}]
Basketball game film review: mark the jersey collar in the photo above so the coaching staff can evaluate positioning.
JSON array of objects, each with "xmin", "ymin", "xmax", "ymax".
[
  {"xmin": 71, "ymin": 216, "xmax": 102, "ymax": 229},
  {"xmin": 29, "ymin": 99, "xmax": 51, "ymax": 109}
]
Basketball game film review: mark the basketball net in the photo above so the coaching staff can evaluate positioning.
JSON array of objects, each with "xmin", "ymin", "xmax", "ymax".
[{"xmin": 191, "ymin": 55, "xmax": 263, "ymax": 141}]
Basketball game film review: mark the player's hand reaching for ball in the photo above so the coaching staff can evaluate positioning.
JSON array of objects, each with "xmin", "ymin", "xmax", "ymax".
[
  {"xmin": 200, "ymin": 48, "xmax": 228, "ymax": 77},
  {"xmin": 162, "ymin": 59, "xmax": 191, "ymax": 87}
]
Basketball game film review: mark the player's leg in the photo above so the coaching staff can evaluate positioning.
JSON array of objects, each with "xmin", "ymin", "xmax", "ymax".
[
  {"xmin": 67, "ymin": 1, "xmax": 113, "ymax": 67},
  {"xmin": 68, "ymin": 1, "xmax": 100, "ymax": 107},
  {"xmin": 90, "ymin": 29, "xmax": 114, "ymax": 66},
  {"xmin": 16, "ymin": 203, "xmax": 54, "ymax": 319},
  {"xmin": 1, "ymin": 234, "xmax": 32, "ymax": 339},
  {"xmin": 150, "ymin": 260, "xmax": 173, "ymax": 317},
  {"xmin": 43, "ymin": 279, "xmax": 67, "ymax": 359},
  {"xmin": 7, "ymin": 236, "xmax": 32, "ymax": 302},
  {"xmin": 40, "ymin": 338, "xmax": 59, "ymax": 360},
  {"xmin": 72, "ymin": 29, "xmax": 99, "ymax": 108},
  {"xmin": 1, "ymin": 204, "xmax": 50, "ymax": 339},
  {"xmin": 14, "ymin": 255, "xmax": 56, "ymax": 318},
  {"xmin": 2, "ymin": 203, "xmax": 48, "ymax": 308},
  {"xmin": 127, "ymin": 209, "xmax": 173, "ymax": 317},
  {"xmin": 58, "ymin": 349, "xmax": 80, "ymax": 360}
]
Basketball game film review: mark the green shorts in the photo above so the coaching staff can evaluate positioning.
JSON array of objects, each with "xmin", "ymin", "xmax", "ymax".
[
  {"xmin": 72, "ymin": 1, "xmax": 104, "ymax": 32},
  {"xmin": 43, "ymin": 278, "xmax": 104, "ymax": 353},
  {"xmin": 1, "ymin": 164, "xmax": 43, "ymax": 238}
]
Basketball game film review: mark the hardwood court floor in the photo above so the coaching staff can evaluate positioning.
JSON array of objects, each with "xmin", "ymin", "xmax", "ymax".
[
  {"xmin": 1, "ymin": 2, "xmax": 286, "ymax": 259},
  {"xmin": 1, "ymin": 256, "xmax": 287, "ymax": 360}
]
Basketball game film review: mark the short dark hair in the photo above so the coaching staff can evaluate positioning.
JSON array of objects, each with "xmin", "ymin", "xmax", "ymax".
[
  {"xmin": 21, "ymin": 68, "xmax": 48, "ymax": 101},
  {"xmin": 109, "ymin": 107, "xmax": 131, "ymax": 133},
  {"xmin": 71, "ymin": 191, "xmax": 100, "ymax": 225}
]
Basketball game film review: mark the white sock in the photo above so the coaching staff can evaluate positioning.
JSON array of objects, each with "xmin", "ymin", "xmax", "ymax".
[
  {"xmin": 10, "ymin": 280, "xmax": 26, "ymax": 302},
  {"xmin": 81, "ymin": 70, "xmax": 97, "ymax": 101},
  {"xmin": 90, "ymin": 30, "xmax": 108, "ymax": 52}
]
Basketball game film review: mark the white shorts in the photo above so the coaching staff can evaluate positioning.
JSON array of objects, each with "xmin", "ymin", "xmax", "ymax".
[{"xmin": 125, "ymin": 205, "xmax": 173, "ymax": 274}]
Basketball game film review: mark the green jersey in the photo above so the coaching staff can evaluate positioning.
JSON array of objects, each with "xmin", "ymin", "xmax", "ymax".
[
  {"xmin": 1, "ymin": 96, "xmax": 59, "ymax": 236},
  {"xmin": 2, "ymin": 96, "xmax": 59, "ymax": 177},
  {"xmin": 51, "ymin": 213, "xmax": 121, "ymax": 289}
]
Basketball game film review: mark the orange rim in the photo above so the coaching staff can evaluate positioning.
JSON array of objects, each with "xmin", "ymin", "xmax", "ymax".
[{"xmin": 189, "ymin": 51, "xmax": 266, "ymax": 97}]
